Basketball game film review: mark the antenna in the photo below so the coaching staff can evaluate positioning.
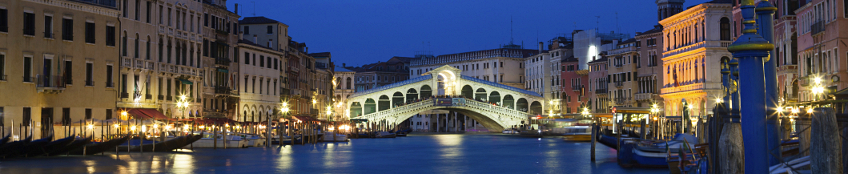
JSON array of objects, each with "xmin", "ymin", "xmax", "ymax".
[
  {"xmin": 251, "ymin": 1, "xmax": 256, "ymax": 16},
  {"xmin": 595, "ymin": 16, "xmax": 600, "ymax": 31},
  {"xmin": 510, "ymin": 16, "xmax": 514, "ymax": 45},
  {"xmin": 616, "ymin": 12, "xmax": 620, "ymax": 34}
]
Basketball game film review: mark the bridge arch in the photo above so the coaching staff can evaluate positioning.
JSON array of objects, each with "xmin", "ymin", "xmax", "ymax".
[
  {"xmin": 378, "ymin": 95, "xmax": 390, "ymax": 111},
  {"xmin": 364, "ymin": 99, "xmax": 376, "ymax": 115},
  {"xmin": 517, "ymin": 98, "xmax": 528, "ymax": 112},
  {"xmin": 392, "ymin": 92, "xmax": 404, "ymax": 107},
  {"xmin": 503, "ymin": 95, "xmax": 515, "ymax": 109},
  {"xmin": 350, "ymin": 102, "xmax": 362, "ymax": 117},
  {"xmin": 406, "ymin": 88, "xmax": 418, "ymax": 103},
  {"xmin": 461, "ymin": 85, "xmax": 473, "ymax": 98},
  {"xmin": 489, "ymin": 91, "xmax": 501, "ymax": 104},
  {"xmin": 420, "ymin": 85, "xmax": 432, "ymax": 98},
  {"xmin": 475, "ymin": 88, "xmax": 487, "ymax": 101},
  {"xmin": 530, "ymin": 101, "xmax": 543, "ymax": 115}
]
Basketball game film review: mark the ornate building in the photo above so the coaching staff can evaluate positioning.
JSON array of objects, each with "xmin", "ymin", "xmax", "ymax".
[
  {"xmin": 200, "ymin": 0, "xmax": 239, "ymax": 119},
  {"xmin": 659, "ymin": 1, "xmax": 733, "ymax": 117}
]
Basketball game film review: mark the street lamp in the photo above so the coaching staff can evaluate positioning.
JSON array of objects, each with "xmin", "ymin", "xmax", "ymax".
[
  {"xmin": 176, "ymin": 94, "xmax": 190, "ymax": 119},
  {"xmin": 268, "ymin": 101, "xmax": 290, "ymax": 147}
]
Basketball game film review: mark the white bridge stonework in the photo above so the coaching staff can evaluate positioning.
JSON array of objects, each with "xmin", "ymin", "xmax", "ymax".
[{"xmin": 347, "ymin": 65, "xmax": 544, "ymax": 132}]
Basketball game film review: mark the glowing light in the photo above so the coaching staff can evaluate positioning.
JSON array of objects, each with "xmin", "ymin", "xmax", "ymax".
[
  {"xmin": 791, "ymin": 108, "xmax": 799, "ymax": 114},
  {"xmin": 199, "ymin": 125, "xmax": 205, "ymax": 129},
  {"xmin": 141, "ymin": 125, "xmax": 146, "ymax": 132},
  {"xmin": 131, "ymin": 125, "xmax": 137, "ymax": 131},
  {"xmin": 814, "ymin": 77, "xmax": 822, "ymax": 84},
  {"xmin": 715, "ymin": 98, "xmax": 723, "ymax": 104},
  {"xmin": 776, "ymin": 106, "xmax": 784, "ymax": 113},
  {"xmin": 653, "ymin": 116, "xmax": 658, "ymax": 121},
  {"xmin": 807, "ymin": 108, "xmax": 814, "ymax": 113},
  {"xmin": 114, "ymin": 124, "xmax": 120, "ymax": 128},
  {"xmin": 153, "ymin": 124, "xmax": 158, "ymax": 129},
  {"xmin": 87, "ymin": 124, "xmax": 94, "ymax": 129},
  {"xmin": 180, "ymin": 95, "xmax": 187, "ymax": 101},
  {"xmin": 688, "ymin": 104, "xmax": 694, "ymax": 110}
]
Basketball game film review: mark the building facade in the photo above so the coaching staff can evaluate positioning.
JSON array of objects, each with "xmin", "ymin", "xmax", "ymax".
[
  {"xmin": 410, "ymin": 48, "xmax": 537, "ymax": 89},
  {"xmin": 333, "ymin": 65, "xmax": 355, "ymax": 119},
  {"xmin": 236, "ymin": 39, "xmax": 283, "ymax": 123},
  {"xmin": 587, "ymin": 56, "xmax": 610, "ymax": 113},
  {"xmin": 200, "ymin": 0, "xmax": 239, "ymax": 119},
  {"xmin": 795, "ymin": 0, "xmax": 848, "ymax": 102},
  {"xmin": 634, "ymin": 26, "xmax": 665, "ymax": 107},
  {"xmin": 0, "ymin": 0, "xmax": 120, "ymax": 138},
  {"xmin": 659, "ymin": 1, "xmax": 733, "ymax": 117},
  {"xmin": 607, "ymin": 38, "xmax": 639, "ymax": 108}
]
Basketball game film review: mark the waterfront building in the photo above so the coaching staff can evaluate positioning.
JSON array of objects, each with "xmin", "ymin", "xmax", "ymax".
[
  {"xmin": 561, "ymin": 57, "xmax": 589, "ymax": 114},
  {"xmin": 236, "ymin": 39, "xmax": 283, "ymax": 123},
  {"xmin": 572, "ymin": 29, "xmax": 629, "ymax": 70},
  {"xmin": 587, "ymin": 56, "xmax": 611, "ymax": 113},
  {"xmin": 795, "ymin": 0, "xmax": 848, "ymax": 102},
  {"xmin": 634, "ymin": 26, "xmax": 665, "ymax": 107},
  {"xmin": 607, "ymin": 38, "xmax": 639, "ymax": 108},
  {"xmin": 311, "ymin": 52, "xmax": 334, "ymax": 120},
  {"xmin": 287, "ymin": 40, "xmax": 315, "ymax": 117},
  {"xmin": 659, "ymin": 1, "xmax": 733, "ymax": 117},
  {"xmin": 409, "ymin": 47, "xmax": 537, "ymax": 89},
  {"xmin": 333, "ymin": 65, "xmax": 355, "ymax": 118},
  {"xmin": 775, "ymin": 0, "xmax": 802, "ymax": 104},
  {"xmin": 350, "ymin": 56, "xmax": 412, "ymax": 92},
  {"xmin": 239, "ymin": 16, "xmax": 290, "ymax": 117},
  {"xmin": 0, "ymin": 0, "xmax": 121, "ymax": 138},
  {"xmin": 547, "ymin": 37, "xmax": 574, "ymax": 114},
  {"xmin": 200, "ymin": 0, "xmax": 239, "ymax": 120}
]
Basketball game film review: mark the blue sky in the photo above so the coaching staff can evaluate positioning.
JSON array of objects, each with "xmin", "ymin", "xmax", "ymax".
[{"xmin": 227, "ymin": 0, "xmax": 711, "ymax": 67}]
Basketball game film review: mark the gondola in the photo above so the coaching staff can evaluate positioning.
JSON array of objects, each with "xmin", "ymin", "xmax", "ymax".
[
  {"xmin": 48, "ymin": 137, "xmax": 92, "ymax": 156},
  {"xmin": 119, "ymin": 135, "xmax": 197, "ymax": 152},
  {"xmin": 10, "ymin": 135, "xmax": 53, "ymax": 158},
  {"xmin": 69, "ymin": 136, "xmax": 130, "ymax": 155},
  {"xmin": 0, "ymin": 134, "xmax": 11, "ymax": 146},
  {"xmin": 28, "ymin": 136, "xmax": 75, "ymax": 157},
  {"xmin": 0, "ymin": 136, "xmax": 32, "ymax": 158}
]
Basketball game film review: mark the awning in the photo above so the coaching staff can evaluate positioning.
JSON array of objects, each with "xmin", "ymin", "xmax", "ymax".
[
  {"xmin": 292, "ymin": 116, "xmax": 318, "ymax": 122},
  {"xmin": 126, "ymin": 109, "xmax": 169, "ymax": 120},
  {"xmin": 217, "ymin": 68, "xmax": 229, "ymax": 73},
  {"xmin": 177, "ymin": 78, "xmax": 193, "ymax": 85}
]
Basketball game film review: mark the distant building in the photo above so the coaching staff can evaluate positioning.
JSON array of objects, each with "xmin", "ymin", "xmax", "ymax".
[
  {"xmin": 561, "ymin": 57, "xmax": 589, "ymax": 114},
  {"xmin": 572, "ymin": 29, "xmax": 629, "ymax": 70},
  {"xmin": 634, "ymin": 25, "xmax": 665, "ymax": 107},
  {"xmin": 587, "ymin": 56, "xmax": 611, "ymax": 113},
  {"xmin": 333, "ymin": 65, "xmax": 356, "ymax": 118},
  {"xmin": 794, "ymin": 0, "xmax": 848, "ymax": 102},
  {"xmin": 237, "ymin": 39, "xmax": 285, "ymax": 123},
  {"xmin": 774, "ymin": 0, "xmax": 802, "ymax": 104},
  {"xmin": 409, "ymin": 47, "xmax": 538, "ymax": 89},
  {"xmin": 349, "ymin": 56, "xmax": 413, "ymax": 92}
]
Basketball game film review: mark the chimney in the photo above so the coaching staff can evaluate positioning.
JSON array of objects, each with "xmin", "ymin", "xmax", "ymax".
[
  {"xmin": 538, "ymin": 42, "xmax": 543, "ymax": 53},
  {"xmin": 234, "ymin": 3, "xmax": 239, "ymax": 15},
  {"xmin": 342, "ymin": 63, "xmax": 346, "ymax": 67},
  {"xmin": 552, "ymin": 40, "xmax": 560, "ymax": 49},
  {"xmin": 254, "ymin": 35, "xmax": 258, "ymax": 44}
]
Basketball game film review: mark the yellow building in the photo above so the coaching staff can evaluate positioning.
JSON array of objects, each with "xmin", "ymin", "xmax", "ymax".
[
  {"xmin": 0, "ymin": 0, "xmax": 120, "ymax": 138},
  {"xmin": 659, "ymin": 1, "xmax": 733, "ymax": 117}
]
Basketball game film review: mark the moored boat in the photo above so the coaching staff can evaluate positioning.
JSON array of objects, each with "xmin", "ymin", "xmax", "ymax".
[
  {"xmin": 48, "ymin": 137, "xmax": 92, "ymax": 156},
  {"xmin": 322, "ymin": 133, "xmax": 349, "ymax": 142},
  {"xmin": 375, "ymin": 132, "xmax": 396, "ymax": 138},
  {"xmin": 12, "ymin": 135, "xmax": 53, "ymax": 158},
  {"xmin": 28, "ymin": 136, "xmax": 75, "ymax": 157},
  {"xmin": 69, "ymin": 136, "xmax": 130, "ymax": 155},
  {"xmin": 561, "ymin": 126, "xmax": 592, "ymax": 142},
  {"xmin": 0, "ymin": 136, "xmax": 32, "ymax": 158}
]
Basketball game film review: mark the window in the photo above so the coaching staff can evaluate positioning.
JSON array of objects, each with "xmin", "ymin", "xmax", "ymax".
[
  {"xmin": 64, "ymin": 60, "xmax": 72, "ymax": 84},
  {"xmin": 85, "ymin": 22, "xmax": 95, "ymax": 43},
  {"xmin": 23, "ymin": 56, "xmax": 32, "ymax": 82},
  {"xmin": 62, "ymin": 18, "xmax": 73, "ymax": 41},
  {"xmin": 720, "ymin": 17, "xmax": 731, "ymax": 41},
  {"xmin": 135, "ymin": 0, "xmax": 140, "ymax": 20},
  {"xmin": 244, "ymin": 26, "xmax": 249, "ymax": 35},
  {"xmin": 245, "ymin": 53, "xmax": 250, "ymax": 64},
  {"xmin": 106, "ymin": 109, "xmax": 112, "ymax": 120},
  {"xmin": 267, "ymin": 25, "xmax": 272, "ymax": 34},
  {"xmin": 61, "ymin": 108, "xmax": 70, "ymax": 126},
  {"xmin": 106, "ymin": 65, "xmax": 113, "ymax": 87},
  {"xmin": 267, "ymin": 57, "xmax": 271, "ymax": 68},
  {"xmin": 122, "ymin": 0, "xmax": 128, "ymax": 18},
  {"xmin": 23, "ymin": 12, "xmax": 35, "ymax": 36},
  {"xmin": 84, "ymin": 108, "xmax": 92, "ymax": 119},
  {"xmin": 260, "ymin": 55, "xmax": 265, "ymax": 67},
  {"xmin": 0, "ymin": 54, "xmax": 3, "ymax": 80},
  {"xmin": 146, "ymin": 1, "xmax": 151, "ymax": 23},
  {"xmin": 86, "ymin": 63, "xmax": 93, "ymax": 86},
  {"xmin": 106, "ymin": 26, "xmax": 115, "ymax": 46},
  {"xmin": 44, "ymin": 16, "xmax": 53, "ymax": 38},
  {"xmin": 203, "ymin": 13, "xmax": 208, "ymax": 27},
  {"xmin": 274, "ymin": 58, "xmax": 278, "ymax": 69},
  {"xmin": 23, "ymin": 107, "xmax": 31, "ymax": 126},
  {"xmin": 0, "ymin": 8, "xmax": 7, "ymax": 32}
]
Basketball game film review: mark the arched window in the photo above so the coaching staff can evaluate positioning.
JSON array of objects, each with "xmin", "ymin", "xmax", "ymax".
[
  {"xmin": 122, "ymin": 32, "xmax": 127, "ymax": 56},
  {"xmin": 720, "ymin": 17, "xmax": 731, "ymax": 41},
  {"xmin": 146, "ymin": 36, "xmax": 151, "ymax": 60},
  {"xmin": 346, "ymin": 77, "xmax": 352, "ymax": 89}
]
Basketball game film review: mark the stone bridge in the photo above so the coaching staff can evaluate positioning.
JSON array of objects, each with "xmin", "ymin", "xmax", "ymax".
[{"xmin": 346, "ymin": 65, "xmax": 545, "ymax": 132}]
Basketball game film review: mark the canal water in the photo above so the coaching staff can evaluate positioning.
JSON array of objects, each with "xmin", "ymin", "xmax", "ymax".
[{"xmin": 0, "ymin": 134, "xmax": 667, "ymax": 173}]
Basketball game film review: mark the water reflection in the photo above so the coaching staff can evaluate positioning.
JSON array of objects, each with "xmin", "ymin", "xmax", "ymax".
[{"xmin": 0, "ymin": 134, "xmax": 667, "ymax": 174}]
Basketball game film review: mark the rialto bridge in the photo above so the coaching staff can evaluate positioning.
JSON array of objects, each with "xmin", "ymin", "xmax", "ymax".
[{"xmin": 347, "ymin": 65, "xmax": 545, "ymax": 132}]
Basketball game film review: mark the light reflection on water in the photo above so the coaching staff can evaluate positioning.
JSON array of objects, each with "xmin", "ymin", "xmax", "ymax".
[{"xmin": 0, "ymin": 134, "xmax": 667, "ymax": 173}]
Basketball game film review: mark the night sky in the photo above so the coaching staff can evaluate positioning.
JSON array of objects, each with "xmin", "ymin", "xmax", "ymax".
[{"xmin": 227, "ymin": 0, "xmax": 711, "ymax": 67}]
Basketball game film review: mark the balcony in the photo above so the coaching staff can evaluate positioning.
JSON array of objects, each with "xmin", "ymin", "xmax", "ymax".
[
  {"xmin": 215, "ymin": 86, "xmax": 232, "ymax": 94},
  {"xmin": 635, "ymin": 93, "xmax": 655, "ymax": 101},
  {"xmin": 37, "ymin": 75, "xmax": 66, "ymax": 93},
  {"xmin": 69, "ymin": 0, "xmax": 118, "ymax": 8},
  {"xmin": 215, "ymin": 59, "xmax": 231, "ymax": 66},
  {"xmin": 595, "ymin": 89, "xmax": 608, "ymax": 94},
  {"xmin": 571, "ymin": 85, "xmax": 582, "ymax": 91},
  {"xmin": 811, "ymin": 21, "xmax": 825, "ymax": 35},
  {"xmin": 122, "ymin": 58, "xmax": 132, "ymax": 67},
  {"xmin": 664, "ymin": 41, "xmax": 732, "ymax": 58},
  {"xmin": 661, "ymin": 82, "xmax": 722, "ymax": 94},
  {"xmin": 614, "ymin": 81, "xmax": 624, "ymax": 88}
]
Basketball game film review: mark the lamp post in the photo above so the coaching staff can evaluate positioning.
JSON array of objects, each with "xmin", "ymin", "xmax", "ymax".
[
  {"xmin": 269, "ymin": 101, "xmax": 289, "ymax": 148},
  {"xmin": 651, "ymin": 104, "xmax": 660, "ymax": 140},
  {"xmin": 176, "ymin": 95, "xmax": 190, "ymax": 119}
]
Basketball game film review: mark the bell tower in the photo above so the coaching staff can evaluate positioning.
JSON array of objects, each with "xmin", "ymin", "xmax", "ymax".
[{"xmin": 657, "ymin": 0, "xmax": 686, "ymax": 21}]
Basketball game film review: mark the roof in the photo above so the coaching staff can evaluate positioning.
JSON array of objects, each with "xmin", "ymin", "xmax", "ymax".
[
  {"xmin": 617, "ymin": 38, "xmax": 636, "ymax": 45},
  {"xmin": 460, "ymin": 75, "xmax": 542, "ymax": 97},
  {"xmin": 309, "ymin": 52, "xmax": 331, "ymax": 57},
  {"xmin": 637, "ymin": 25, "xmax": 664, "ymax": 36},
  {"xmin": 562, "ymin": 56, "xmax": 579, "ymax": 62},
  {"xmin": 240, "ymin": 16, "xmax": 286, "ymax": 25},
  {"xmin": 589, "ymin": 56, "xmax": 608, "ymax": 63},
  {"xmin": 349, "ymin": 75, "xmax": 433, "ymax": 98},
  {"xmin": 238, "ymin": 39, "xmax": 282, "ymax": 53},
  {"xmin": 334, "ymin": 65, "xmax": 355, "ymax": 72}
]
